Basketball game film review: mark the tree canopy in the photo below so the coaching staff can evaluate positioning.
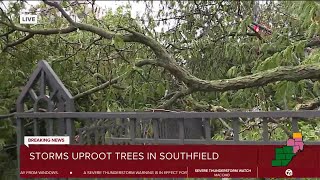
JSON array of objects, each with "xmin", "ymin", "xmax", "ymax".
[{"xmin": 1, "ymin": 0, "xmax": 320, "ymax": 178}]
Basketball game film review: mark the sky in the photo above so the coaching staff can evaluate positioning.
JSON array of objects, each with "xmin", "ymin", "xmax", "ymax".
[
  {"xmin": 0, "ymin": 0, "xmax": 167, "ymax": 31},
  {"xmin": 1, "ymin": 0, "xmax": 155, "ymax": 18}
]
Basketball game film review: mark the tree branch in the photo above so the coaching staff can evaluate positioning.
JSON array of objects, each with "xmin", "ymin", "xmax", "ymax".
[
  {"xmin": 0, "ymin": 20, "xmax": 77, "ymax": 35},
  {"xmin": 192, "ymin": 64, "xmax": 320, "ymax": 92},
  {"xmin": 0, "ymin": 20, "xmax": 77, "ymax": 49},
  {"xmin": 266, "ymin": 38, "xmax": 320, "ymax": 55},
  {"xmin": 73, "ymin": 59, "xmax": 157, "ymax": 99},
  {"xmin": 73, "ymin": 73, "xmax": 126, "ymax": 100},
  {"xmin": 4, "ymin": 33, "xmax": 34, "ymax": 50},
  {"xmin": 295, "ymin": 97, "xmax": 320, "ymax": 110},
  {"xmin": 0, "ymin": 29, "xmax": 15, "ymax": 37},
  {"xmin": 157, "ymin": 89, "xmax": 193, "ymax": 109},
  {"xmin": 306, "ymin": 38, "xmax": 320, "ymax": 48},
  {"xmin": 135, "ymin": 59, "xmax": 160, "ymax": 66}
]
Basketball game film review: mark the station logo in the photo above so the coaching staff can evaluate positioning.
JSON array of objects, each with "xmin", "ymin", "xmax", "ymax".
[{"xmin": 272, "ymin": 132, "xmax": 304, "ymax": 167}]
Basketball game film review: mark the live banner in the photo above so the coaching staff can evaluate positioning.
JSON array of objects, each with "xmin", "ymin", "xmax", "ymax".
[{"xmin": 20, "ymin": 145, "xmax": 320, "ymax": 178}]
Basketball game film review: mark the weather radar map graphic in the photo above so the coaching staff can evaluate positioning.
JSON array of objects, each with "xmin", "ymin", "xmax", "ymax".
[{"xmin": 272, "ymin": 132, "xmax": 304, "ymax": 167}]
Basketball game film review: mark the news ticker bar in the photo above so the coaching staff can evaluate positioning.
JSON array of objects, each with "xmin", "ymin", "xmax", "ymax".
[
  {"xmin": 20, "ymin": 145, "xmax": 320, "ymax": 178},
  {"xmin": 20, "ymin": 168, "xmax": 320, "ymax": 178}
]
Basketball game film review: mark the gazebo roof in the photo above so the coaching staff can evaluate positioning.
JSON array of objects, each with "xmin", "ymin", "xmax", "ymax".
[{"xmin": 16, "ymin": 60, "xmax": 74, "ymax": 112}]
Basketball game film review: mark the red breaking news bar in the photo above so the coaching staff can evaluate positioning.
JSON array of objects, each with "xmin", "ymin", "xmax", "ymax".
[{"xmin": 20, "ymin": 145, "xmax": 320, "ymax": 178}]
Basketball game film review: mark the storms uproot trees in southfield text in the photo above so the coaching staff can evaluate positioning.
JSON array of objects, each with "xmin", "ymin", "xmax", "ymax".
[{"xmin": 29, "ymin": 151, "xmax": 219, "ymax": 161}]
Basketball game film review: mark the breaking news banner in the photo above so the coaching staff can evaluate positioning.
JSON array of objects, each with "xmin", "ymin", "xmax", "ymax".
[
  {"xmin": 20, "ymin": 137, "xmax": 320, "ymax": 178},
  {"xmin": 24, "ymin": 136, "xmax": 70, "ymax": 147}
]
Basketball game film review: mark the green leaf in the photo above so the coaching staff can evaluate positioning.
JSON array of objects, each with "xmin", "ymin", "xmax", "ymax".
[
  {"xmin": 303, "ymin": 50, "xmax": 320, "ymax": 64},
  {"xmin": 295, "ymin": 40, "xmax": 307, "ymax": 57},
  {"xmin": 274, "ymin": 81, "xmax": 296, "ymax": 107},
  {"xmin": 283, "ymin": 46, "xmax": 294, "ymax": 65},
  {"xmin": 219, "ymin": 92, "xmax": 230, "ymax": 107},
  {"xmin": 313, "ymin": 81, "xmax": 320, "ymax": 96},
  {"xmin": 112, "ymin": 35, "xmax": 125, "ymax": 49},
  {"xmin": 141, "ymin": 83, "xmax": 149, "ymax": 100},
  {"xmin": 156, "ymin": 83, "xmax": 165, "ymax": 96},
  {"xmin": 226, "ymin": 66, "xmax": 237, "ymax": 78},
  {"xmin": 61, "ymin": 0, "xmax": 68, "ymax": 7},
  {"xmin": 257, "ymin": 53, "xmax": 280, "ymax": 71},
  {"xmin": 132, "ymin": 66, "xmax": 143, "ymax": 73},
  {"xmin": 307, "ymin": 22, "xmax": 318, "ymax": 38},
  {"xmin": 0, "ymin": 139, "xmax": 5, "ymax": 150}
]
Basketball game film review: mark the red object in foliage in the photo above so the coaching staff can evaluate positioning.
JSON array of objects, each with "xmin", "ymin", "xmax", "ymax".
[{"xmin": 253, "ymin": 25, "xmax": 260, "ymax": 32}]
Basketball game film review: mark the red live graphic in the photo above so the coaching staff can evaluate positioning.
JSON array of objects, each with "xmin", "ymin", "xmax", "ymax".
[{"xmin": 20, "ymin": 145, "xmax": 320, "ymax": 178}]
